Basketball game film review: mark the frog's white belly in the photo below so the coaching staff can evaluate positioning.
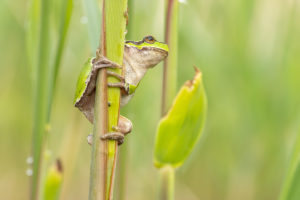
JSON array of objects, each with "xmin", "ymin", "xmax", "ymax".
[{"xmin": 120, "ymin": 94, "xmax": 133, "ymax": 106}]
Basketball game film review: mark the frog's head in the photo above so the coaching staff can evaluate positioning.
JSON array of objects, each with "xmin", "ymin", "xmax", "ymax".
[{"xmin": 125, "ymin": 36, "xmax": 169, "ymax": 69}]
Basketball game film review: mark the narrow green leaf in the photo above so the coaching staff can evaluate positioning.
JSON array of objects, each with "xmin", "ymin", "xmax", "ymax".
[
  {"xmin": 47, "ymin": 0, "xmax": 73, "ymax": 119},
  {"xmin": 26, "ymin": 0, "xmax": 40, "ymax": 82},
  {"xmin": 43, "ymin": 160, "xmax": 63, "ymax": 200},
  {"xmin": 280, "ymin": 130, "xmax": 300, "ymax": 200},
  {"xmin": 82, "ymin": 0, "xmax": 101, "ymax": 53},
  {"xmin": 154, "ymin": 68, "xmax": 207, "ymax": 168},
  {"xmin": 31, "ymin": 0, "xmax": 51, "ymax": 198}
]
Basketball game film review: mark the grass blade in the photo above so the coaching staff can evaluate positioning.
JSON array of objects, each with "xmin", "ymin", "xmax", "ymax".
[
  {"xmin": 82, "ymin": 0, "xmax": 101, "ymax": 53},
  {"xmin": 47, "ymin": 0, "xmax": 73, "ymax": 119},
  {"xmin": 280, "ymin": 130, "xmax": 300, "ymax": 200},
  {"xmin": 31, "ymin": 0, "xmax": 51, "ymax": 198}
]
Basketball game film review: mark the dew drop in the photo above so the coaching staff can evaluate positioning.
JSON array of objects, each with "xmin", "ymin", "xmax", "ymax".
[
  {"xmin": 80, "ymin": 16, "xmax": 88, "ymax": 24},
  {"xmin": 26, "ymin": 156, "xmax": 33, "ymax": 164},
  {"xmin": 26, "ymin": 168, "xmax": 33, "ymax": 176},
  {"xmin": 178, "ymin": 0, "xmax": 188, "ymax": 4}
]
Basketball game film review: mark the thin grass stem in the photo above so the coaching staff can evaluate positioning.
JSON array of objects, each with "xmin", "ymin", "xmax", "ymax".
[{"xmin": 159, "ymin": 166, "xmax": 175, "ymax": 200}]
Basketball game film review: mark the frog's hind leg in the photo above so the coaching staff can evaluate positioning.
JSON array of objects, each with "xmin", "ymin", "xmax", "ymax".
[
  {"xmin": 106, "ymin": 71, "xmax": 125, "ymax": 81},
  {"xmin": 114, "ymin": 115, "xmax": 132, "ymax": 136},
  {"xmin": 87, "ymin": 132, "xmax": 124, "ymax": 145},
  {"xmin": 87, "ymin": 115, "xmax": 132, "ymax": 145}
]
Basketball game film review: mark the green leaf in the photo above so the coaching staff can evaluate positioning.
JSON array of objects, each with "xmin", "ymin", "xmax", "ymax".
[
  {"xmin": 82, "ymin": 0, "xmax": 101, "ymax": 53},
  {"xmin": 31, "ymin": 0, "xmax": 52, "ymax": 198},
  {"xmin": 154, "ymin": 68, "xmax": 207, "ymax": 168},
  {"xmin": 47, "ymin": 0, "xmax": 73, "ymax": 119},
  {"xmin": 26, "ymin": 0, "xmax": 40, "ymax": 83},
  {"xmin": 280, "ymin": 131, "xmax": 300, "ymax": 200},
  {"xmin": 43, "ymin": 160, "xmax": 63, "ymax": 200}
]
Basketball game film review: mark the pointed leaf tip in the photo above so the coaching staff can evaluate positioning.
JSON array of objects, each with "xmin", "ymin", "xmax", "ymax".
[{"xmin": 154, "ymin": 67, "xmax": 207, "ymax": 168}]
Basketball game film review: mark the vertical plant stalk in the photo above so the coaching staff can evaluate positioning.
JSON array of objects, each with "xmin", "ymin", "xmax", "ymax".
[
  {"xmin": 116, "ymin": 0, "xmax": 133, "ymax": 199},
  {"xmin": 162, "ymin": 0, "xmax": 178, "ymax": 115},
  {"xmin": 88, "ymin": 1, "xmax": 108, "ymax": 198},
  {"xmin": 29, "ymin": 0, "xmax": 73, "ymax": 199},
  {"xmin": 31, "ymin": 0, "xmax": 51, "ymax": 199},
  {"xmin": 160, "ymin": 0, "xmax": 178, "ymax": 200},
  {"xmin": 159, "ymin": 166, "xmax": 175, "ymax": 200},
  {"xmin": 47, "ymin": 0, "xmax": 73, "ymax": 120},
  {"xmin": 88, "ymin": 0, "xmax": 128, "ymax": 200}
]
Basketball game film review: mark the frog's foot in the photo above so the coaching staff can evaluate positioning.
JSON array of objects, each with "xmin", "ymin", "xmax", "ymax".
[
  {"xmin": 108, "ymin": 82, "xmax": 130, "ymax": 94},
  {"xmin": 87, "ymin": 116, "xmax": 132, "ymax": 146},
  {"xmin": 92, "ymin": 55, "xmax": 122, "ymax": 70},
  {"xmin": 106, "ymin": 71, "xmax": 135, "ymax": 95},
  {"xmin": 106, "ymin": 71, "xmax": 125, "ymax": 82},
  {"xmin": 87, "ymin": 132, "xmax": 124, "ymax": 145},
  {"xmin": 92, "ymin": 55, "xmax": 132, "ymax": 95},
  {"xmin": 101, "ymin": 132, "xmax": 125, "ymax": 145}
]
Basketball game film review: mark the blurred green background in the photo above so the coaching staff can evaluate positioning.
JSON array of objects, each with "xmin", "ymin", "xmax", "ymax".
[{"xmin": 1, "ymin": 0, "xmax": 300, "ymax": 199}]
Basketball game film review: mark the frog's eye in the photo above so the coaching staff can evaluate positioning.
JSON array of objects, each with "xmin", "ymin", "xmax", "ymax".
[{"xmin": 144, "ymin": 36, "xmax": 156, "ymax": 44}]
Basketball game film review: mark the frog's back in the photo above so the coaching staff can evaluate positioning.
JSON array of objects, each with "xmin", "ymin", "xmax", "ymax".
[{"xmin": 73, "ymin": 58, "xmax": 93, "ymax": 104}]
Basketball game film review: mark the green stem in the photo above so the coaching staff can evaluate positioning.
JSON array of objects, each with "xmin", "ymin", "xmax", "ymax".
[
  {"xmin": 159, "ymin": 166, "xmax": 175, "ymax": 200},
  {"xmin": 162, "ymin": 0, "xmax": 178, "ymax": 115},
  {"xmin": 47, "ymin": 0, "xmax": 73, "ymax": 121},
  {"xmin": 88, "ymin": 0, "xmax": 128, "ymax": 199},
  {"xmin": 159, "ymin": 0, "xmax": 178, "ymax": 199},
  {"xmin": 116, "ymin": 142, "xmax": 128, "ymax": 200},
  {"xmin": 31, "ymin": 0, "xmax": 51, "ymax": 199},
  {"xmin": 116, "ymin": 0, "xmax": 133, "ymax": 199}
]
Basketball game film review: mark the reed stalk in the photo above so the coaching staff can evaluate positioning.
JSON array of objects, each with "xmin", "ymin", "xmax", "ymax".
[{"xmin": 88, "ymin": 0, "xmax": 128, "ymax": 199}]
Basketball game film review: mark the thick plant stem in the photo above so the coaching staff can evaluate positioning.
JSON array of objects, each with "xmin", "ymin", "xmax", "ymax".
[
  {"xmin": 162, "ymin": 0, "xmax": 178, "ymax": 115},
  {"xmin": 89, "ymin": 67, "xmax": 108, "ymax": 200},
  {"xmin": 159, "ymin": 166, "xmax": 175, "ymax": 200},
  {"xmin": 115, "ymin": 0, "xmax": 133, "ymax": 199},
  {"xmin": 88, "ymin": 0, "xmax": 128, "ymax": 199}
]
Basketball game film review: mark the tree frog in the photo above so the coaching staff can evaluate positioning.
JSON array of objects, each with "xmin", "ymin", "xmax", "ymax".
[{"xmin": 74, "ymin": 36, "xmax": 169, "ymax": 144}]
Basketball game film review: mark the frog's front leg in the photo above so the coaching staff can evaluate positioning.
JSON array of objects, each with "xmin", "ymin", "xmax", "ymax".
[
  {"xmin": 87, "ymin": 115, "xmax": 132, "ymax": 145},
  {"xmin": 93, "ymin": 56, "xmax": 137, "ymax": 95}
]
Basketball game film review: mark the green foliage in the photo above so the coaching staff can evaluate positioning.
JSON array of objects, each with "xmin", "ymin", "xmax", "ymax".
[
  {"xmin": 82, "ymin": 0, "xmax": 101, "ymax": 52},
  {"xmin": 31, "ymin": 0, "xmax": 52, "ymax": 197},
  {"xmin": 2, "ymin": 0, "xmax": 300, "ymax": 199},
  {"xmin": 27, "ymin": 0, "xmax": 73, "ymax": 198},
  {"xmin": 280, "ymin": 131, "xmax": 300, "ymax": 200},
  {"xmin": 48, "ymin": 0, "xmax": 74, "ymax": 118},
  {"xmin": 154, "ymin": 68, "xmax": 207, "ymax": 168},
  {"xmin": 43, "ymin": 160, "xmax": 63, "ymax": 200}
]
